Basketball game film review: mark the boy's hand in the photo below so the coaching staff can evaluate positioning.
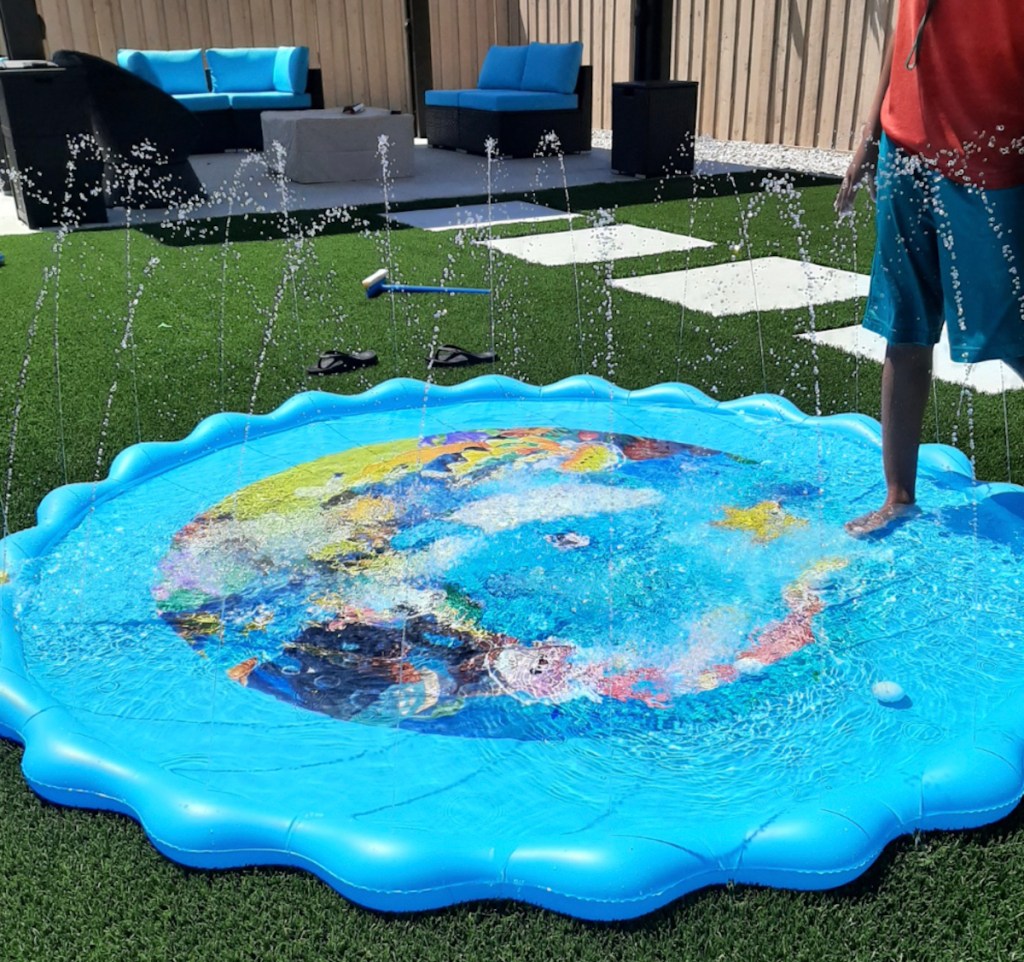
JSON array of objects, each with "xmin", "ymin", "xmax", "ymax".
[{"xmin": 835, "ymin": 134, "xmax": 880, "ymax": 217}]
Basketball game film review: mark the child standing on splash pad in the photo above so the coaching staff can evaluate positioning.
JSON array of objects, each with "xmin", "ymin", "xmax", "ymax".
[{"xmin": 835, "ymin": 0, "xmax": 1024, "ymax": 535}]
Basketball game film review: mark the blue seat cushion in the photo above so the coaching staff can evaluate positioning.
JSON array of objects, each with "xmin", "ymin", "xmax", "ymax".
[
  {"xmin": 174, "ymin": 92, "xmax": 232, "ymax": 112},
  {"xmin": 207, "ymin": 47, "xmax": 278, "ymax": 92},
  {"xmin": 520, "ymin": 42, "xmax": 583, "ymax": 94},
  {"xmin": 424, "ymin": 89, "xmax": 463, "ymax": 108},
  {"xmin": 117, "ymin": 48, "xmax": 208, "ymax": 94},
  {"xmin": 225, "ymin": 91, "xmax": 312, "ymax": 110},
  {"xmin": 272, "ymin": 46, "xmax": 309, "ymax": 93},
  {"xmin": 477, "ymin": 45, "xmax": 528, "ymax": 89},
  {"xmin": 457, "ymin": 89, "xmax": 578, "ymax": 112}
]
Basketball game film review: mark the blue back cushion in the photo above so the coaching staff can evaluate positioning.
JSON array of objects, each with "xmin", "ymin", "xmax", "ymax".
[
  {"xmin": 117, "ymin": 48, "xmax": 208, "ymax": 94},
  {"xmin": 116, "ymin": 49, "xmax": 151, "ymax": 81},
  {"xmin": 272, "ymin": 46, "xmax": 310, "ymax": 93},
  {"xmin": 477, "ymin": 45, "xmax": 528, "ymax": 90},
  {"xmin": 520, "ymin": 41, "xmax": 583, "ymax": 94},
  {"xmin": 207, "ymin": 47, "xmax": 278, "ymax": 93}
]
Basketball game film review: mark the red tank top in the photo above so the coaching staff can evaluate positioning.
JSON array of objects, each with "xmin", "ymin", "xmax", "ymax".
[{"xmin": 881, "ymin": 0, "xmax": 1024, "ymax": 189}]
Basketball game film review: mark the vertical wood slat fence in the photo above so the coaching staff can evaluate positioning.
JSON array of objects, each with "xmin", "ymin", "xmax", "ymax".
[
  {"xmin": 671, "ymin": 0, "xmax": 896, "ymax": 150},
  {"xmin": 34, "ymin": 0, "xmax": 895, "ymax": 151}
]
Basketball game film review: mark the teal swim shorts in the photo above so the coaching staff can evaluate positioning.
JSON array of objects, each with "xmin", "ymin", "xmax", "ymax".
[{"xmin": 863, "ymin": 134, "xmax": 1024, "ymax": 363}]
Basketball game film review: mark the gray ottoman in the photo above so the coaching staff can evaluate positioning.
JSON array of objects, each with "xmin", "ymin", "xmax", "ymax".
[{"xmin": 261, "ymin": 107, "xmax": 414, "ymax": 183}]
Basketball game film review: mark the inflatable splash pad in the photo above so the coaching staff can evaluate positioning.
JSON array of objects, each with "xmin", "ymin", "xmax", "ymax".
[{"xmin": 2, "ymin": 376, "xmax": 1024, "ymax": 920}]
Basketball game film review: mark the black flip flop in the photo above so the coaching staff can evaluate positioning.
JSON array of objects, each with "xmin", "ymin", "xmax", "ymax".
[
  {"xmin": 307, "ymin": 350, "xmax": 378, "ymax": 376},
  {"xmin": 428, "ymin": 344, "xmax": 497, "ymax": 368}
]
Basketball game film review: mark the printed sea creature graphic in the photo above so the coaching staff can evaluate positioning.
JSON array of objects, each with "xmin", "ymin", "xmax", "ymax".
[
  {"xmin": 544, "ymin": 532, "xmax": 591, "ymax": 550},
  {"xmin": 712, "ymin": 500, "xmax": 809, "ymax": 543},
  {"xmin": 154, "ymin": 427, "xmax": 849, "ymax": 734},
  {"xmin": 692, "ymin": 557, "xmax": 849, "ymax": 691}
]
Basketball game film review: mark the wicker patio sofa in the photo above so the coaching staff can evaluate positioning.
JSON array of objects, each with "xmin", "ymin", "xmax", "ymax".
[
  {"xmin": 424, "ymin": 42, "xmax": 592, "ymax": 157},
  {"xmin": 116, "ymin": 46, "xmax": 324, "ymax": 151}
]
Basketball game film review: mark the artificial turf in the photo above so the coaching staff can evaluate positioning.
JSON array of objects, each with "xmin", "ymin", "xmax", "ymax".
[{"xmin": 2, "ymin": 174, "xmax": 1024, "ymax": 960}]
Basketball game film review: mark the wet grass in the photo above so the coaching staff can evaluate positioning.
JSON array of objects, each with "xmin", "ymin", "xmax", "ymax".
[{"xmin": 2, "ymin": 176, "xmax": 1024, "ymax": 959}]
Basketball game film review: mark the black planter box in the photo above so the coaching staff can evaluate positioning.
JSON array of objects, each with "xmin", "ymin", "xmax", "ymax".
[
  {"xmin": 611, "ymin": 80, "xmax": 699, "ymax": 177},
  {"xmin": 0, "ymin": 66, "xmax": 107, "ymax": 227}
]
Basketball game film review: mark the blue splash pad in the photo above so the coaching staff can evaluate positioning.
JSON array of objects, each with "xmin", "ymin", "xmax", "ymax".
[{"xmin": 2, "ymin": 375, "xmax": 1024, "ymax": 919}]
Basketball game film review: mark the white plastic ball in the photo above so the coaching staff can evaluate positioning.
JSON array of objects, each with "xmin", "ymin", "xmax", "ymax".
[{"xmin": 872, "ymin": 680, "xmax": 905, "ymax": 704}]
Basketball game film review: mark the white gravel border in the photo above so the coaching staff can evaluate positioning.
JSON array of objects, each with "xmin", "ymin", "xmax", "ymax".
[{"xmin": 592, "ymin": 130, "xmax": 852, "ymax": 178}]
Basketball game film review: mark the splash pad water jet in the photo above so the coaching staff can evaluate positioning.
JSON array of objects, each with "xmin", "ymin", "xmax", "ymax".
[{"xmin": 2, "ymin": 376, "xmax": 1024, "ymax": 920}]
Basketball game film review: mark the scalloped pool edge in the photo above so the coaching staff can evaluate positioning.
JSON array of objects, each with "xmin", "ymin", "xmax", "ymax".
[{"xmin": 1, "ymin": 374, "xmax": 1022, "ymax": 921}]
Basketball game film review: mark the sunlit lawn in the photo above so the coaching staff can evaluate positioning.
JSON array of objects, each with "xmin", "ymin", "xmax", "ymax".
[{"xmin": 2, "ymin": 175, "xmax": 1024, "ymax": 961}]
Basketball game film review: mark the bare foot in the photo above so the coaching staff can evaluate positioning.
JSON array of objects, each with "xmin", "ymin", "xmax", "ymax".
[{"xmin": 845, "ymin": 502, "xmax": 921, "ymax": 538}]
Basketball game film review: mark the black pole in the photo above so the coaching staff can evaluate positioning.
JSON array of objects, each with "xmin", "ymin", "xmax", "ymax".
[
  {"xmin": 632, "ymin": 0, "xmax": 674, "ymax": 82},
  {"xmin": 404, "ymin": 0, "xmax": 433, "ymax": 138}
]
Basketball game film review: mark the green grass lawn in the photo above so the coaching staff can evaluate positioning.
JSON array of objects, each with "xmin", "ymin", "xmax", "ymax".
[{"xmin": 2, "ymin": 175, "xmax": 1024, "ymax": 960}]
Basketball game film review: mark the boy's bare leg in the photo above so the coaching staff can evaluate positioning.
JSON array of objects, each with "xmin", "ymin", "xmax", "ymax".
[{"xmin": 846, "ymin": 342, "xmax": 933, "ymax": 535}]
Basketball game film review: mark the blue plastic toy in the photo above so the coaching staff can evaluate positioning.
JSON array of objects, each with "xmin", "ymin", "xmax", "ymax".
[
  {"xmin": 2, "ymin": 376, "xmax": 1024, "ymax": 919},
  {"xmin": 362, "ymin": 267, "xmax": 488, "ymax": 298}
]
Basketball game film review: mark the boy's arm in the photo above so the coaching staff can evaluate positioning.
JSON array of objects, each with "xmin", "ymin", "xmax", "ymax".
[{"xmin": 836, "ymin": 30, "xmax": 895, "ymax": 215}]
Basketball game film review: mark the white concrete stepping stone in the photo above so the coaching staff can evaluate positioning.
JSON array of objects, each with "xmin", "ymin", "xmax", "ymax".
[
  {"xmin": 385, "ymin": 201, "xmax": 576, "ymax": 231},
  {"xmin": 799, "ymin": 325, "xmax": 1024, "ymax": 394},
  {"xmin": 0, "ymin": 192, "xmax": 38, "ymax": 236},
  {"xmin": 610, "ymin": 256, "xmax": 870, "ymax": 317},
  {"xmin": 482, "ymin": 224, "xmax": 714, "ymax": 266}
]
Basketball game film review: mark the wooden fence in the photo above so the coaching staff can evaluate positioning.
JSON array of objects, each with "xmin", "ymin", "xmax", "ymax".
[
  {"xmin": 35, "ymin": 0, "xmax": 895, "ymax": 151},
  {"xmin": 672, "ymin": 0, "xmax": 896, "ymax": 149}
]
